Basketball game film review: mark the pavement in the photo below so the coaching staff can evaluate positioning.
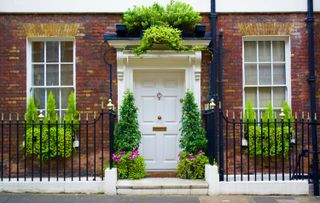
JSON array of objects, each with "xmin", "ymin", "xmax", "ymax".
[{"xmin": 0, "ymin": 193, "xmax": 320, "ymax": 203}]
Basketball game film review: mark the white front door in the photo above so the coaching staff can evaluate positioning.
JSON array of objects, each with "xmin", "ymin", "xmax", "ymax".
[{"xmin": 134, "ymin": 70, "xmax": 185, "ymax": 170}]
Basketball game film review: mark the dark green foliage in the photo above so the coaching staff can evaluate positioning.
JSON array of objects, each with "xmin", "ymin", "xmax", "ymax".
[
  {"xmin": 245, "ymin": 102, "xmax": 293, "ymax": 157},
  {"xmin": 25, "ymin": 127, "xmax": 73, "ymax": 160},
  {"xmin": 25, "ymin": 97, "xmax": 39, "ymax": 126},
  {"xmin": 133, "ymin": 25, "xmax": 187, "ymax": 55},
  {"xmin": 177, "ymin": 151, "xmax": 208, "ymax": 179},
  {"xmin": 179, "ymin": 90, "xmax": 207, "ymax": 154},
  {"xmin": 164, "ymin": 0, "xmax": 201, "ymax": 31},
  {"xmin": 114, "ymin": 89, "xmax": 141, "ymax": 151}
]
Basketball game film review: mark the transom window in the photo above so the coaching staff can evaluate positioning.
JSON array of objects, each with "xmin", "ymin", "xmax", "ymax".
[
  {"xmin": 29, "ymin": 40, "xmax": 75, "ymax": 117},
  {"xmin": 243, "ymin": 37, "xmax": 290, "ymax": 118}
]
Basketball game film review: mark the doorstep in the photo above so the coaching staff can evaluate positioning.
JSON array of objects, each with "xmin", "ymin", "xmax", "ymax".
[{"xmin": 117, "ymin": 177, "xmax": 208, "ymax": 195}]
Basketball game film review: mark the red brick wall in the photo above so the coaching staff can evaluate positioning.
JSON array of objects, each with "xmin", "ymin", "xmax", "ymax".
[
  {"xmin": 0, "ymin": 13, "xmax": 319, "ymax": 176},
  {"xmin": 200, "ymin": 13, "xmax": 320, "ymax": 117}
]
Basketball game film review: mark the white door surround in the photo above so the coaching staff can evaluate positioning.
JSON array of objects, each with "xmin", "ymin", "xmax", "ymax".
[
  {"xmin": 107, "ymin": 39, "xmax": 209, "ymax": 170},
  {"xmin": 116, "ymin": 50, "xmax": 203, "ymax": 109}
]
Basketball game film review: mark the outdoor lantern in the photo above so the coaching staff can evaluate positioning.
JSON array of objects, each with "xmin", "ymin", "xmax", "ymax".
[{"xmin": 209, "ymin": 98, "xmax": 216, "ymax": 110}]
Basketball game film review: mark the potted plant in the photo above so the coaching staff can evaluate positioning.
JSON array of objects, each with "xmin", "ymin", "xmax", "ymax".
[
  {"xmin": 177, "ymin": 90, "xmax": 208, "ymax": 179},
  {"xmin": 113, "ymin": 89, "xmax": 146, "ymax": 179},
  {"xmin": 120, "ymin": 1, "xmax": 206, "ymax": 54}
]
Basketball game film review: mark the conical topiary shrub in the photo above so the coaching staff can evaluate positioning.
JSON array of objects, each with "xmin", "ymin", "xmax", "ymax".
[
  {"xmin": 114, "ymin": 89, "xmax": 141, "ymax": 151},
  {"xmin": 113, "ymin": 89, "xmax": 145, "ymax": 179},
  {"xmin": 178, "ymin": 90, "xmax": 208, "ymax": 179},
  {"xmin": 179, "ymin": 90, "xmax": 207, "ymax": 154}
]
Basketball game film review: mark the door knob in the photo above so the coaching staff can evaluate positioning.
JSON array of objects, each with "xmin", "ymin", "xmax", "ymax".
[{"xmin": 157, "ymin": 115, "xmax": 162, "ymax": 120}]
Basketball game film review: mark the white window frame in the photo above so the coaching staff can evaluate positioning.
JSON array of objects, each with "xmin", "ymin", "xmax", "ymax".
[
  {"xmin": 242, "ymin": 36, "xmax": 291, "ymax": 119},
  {"xmin": 26, "ymin": 37, "xmax": 76, "ymax": 118}
]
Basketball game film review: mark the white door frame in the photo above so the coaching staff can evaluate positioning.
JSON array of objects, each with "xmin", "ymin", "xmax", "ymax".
[{"xmin": 116, "ymin": 50, "xmax": 203, "ymax": 109}]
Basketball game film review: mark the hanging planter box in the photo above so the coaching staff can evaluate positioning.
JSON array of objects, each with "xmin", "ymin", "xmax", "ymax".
[
  {"xmin": 194, "ymin": 24, "xmax": 206, "ymax": 38},
  {"xmin": 116, "ymin": 23, "xmax": 127, "ymax": 37}
]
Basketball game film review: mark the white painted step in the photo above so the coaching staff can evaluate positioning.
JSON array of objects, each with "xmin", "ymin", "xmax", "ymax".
[{"xmin": 117, "ymin": 178, "xmax": 208, "ymax": 195}]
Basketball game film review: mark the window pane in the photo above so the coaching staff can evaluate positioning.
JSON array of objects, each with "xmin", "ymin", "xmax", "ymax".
[
  {"xmin": 273, "ymin": 87, "xmax": 285, "ymax": 108},
  {"xmin": 32, "ymin": 42, "xmax": 44, "ymax": 62},
  {"xmin": 61, "ymin": 88, "xmax": 73, "ymax": 109},
  {"xmin": 33, "ymin": 65, "xmax": 44, "ymax": 86},
  {"xmin": 258, "ymin": 41, "xmax": 271, "ymax": 62},
  {"xmin": 259, "ymin": 64, "xmax": 271, "ymax": 85},
  {"xmin": 273, "ymin": 63, "xmax": 286, "ymax": 85},
  {"xmin": 245, "ymin": 64, "xmax": 257, "ymax": 85},
  {"xmin": 47, "ymin": 88, "xmax": 60, "ymax": 109},
  {"xmin": 272, "ymin": 41, "xmax": 285, "ymax": 62},
  {"xmin": 46, "ymin": 41, "xmax": 59, "ymax": 62},
  {"xmin": 61, "ymin": 64, "xmax": 73, "ymax": 85},
  {"xmin": 245, "ymin": 87, "xmax": 257, "ymax": 107},
  {"xmin": 244, "ymin": 41, "xmax": 257, "ymax": 62},
  {"xmin": 33, "ymin": 88, "xmax": 45, "ymax": 109},
  {"xmin": 46, "ymin": 64, "xmax": 59, "ymax": 86},
  {"xmin": 259, "ymin": 87, "xmax": 271, "ymax": 107},
  {"xmin": 61, "ymin": 42, "xmax": 73, "ymax": 62}
]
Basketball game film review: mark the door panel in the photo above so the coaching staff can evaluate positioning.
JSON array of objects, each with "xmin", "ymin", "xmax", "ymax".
[{"xmin": 134, "ymin": 70, "xmax": 184, "ymax": 170}]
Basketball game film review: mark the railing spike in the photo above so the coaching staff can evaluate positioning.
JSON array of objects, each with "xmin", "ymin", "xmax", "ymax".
[
  {"xmin": 307, "ymin": 112, "xmax": 310, "ymax": 120},
  {"xmin": 1, "ymin": 113, "xmax": 4, "ymax": 121},
  {"xmin": 56, "ymin": 113, "xmax": 59, "ymax": 121},
  {"xmin": 16, "ymin": 113, "xmax": 19, "ymax": 121},
  {"xmin": 232, "ymin": 111, "xmax": 235, "ymax": 119},
  {"xmin": 86, "ymin": 112, "xmax": 89, "ymax": 121},
  {"xmin": 72, "ymin": 113, "xmax": 74, "ymax": 121},
  {"xmin": 240, "ymin": 111, "xmax": 243, "ymax": 120},
  {"xmin": 295, "ymin": 112, "xmax": 297, "ymax": 119},
  {"xmin": 315, "ymin": 113, "xmax": 317, "ymax": 120},
  {"xmin": 302, "ymin": 112, "xmax": 305, "ymax": 119},
  {"xmin": 79, "ymin": 112, "xmax": 81, "ymax": 121},
  {"xmin": 226, "ymin": 110, "xmax": 229, "ymax": 118},
  {"xmin": 101, "ymin": 101, "xmax": 104, "ymax": 109},
  {"xmin": 9, "ymin": 113, "xmax": 11, "ymax": 121},
  {"xmin": 94, "ymin": 111, "xmax": 96, "ymax": 119}
]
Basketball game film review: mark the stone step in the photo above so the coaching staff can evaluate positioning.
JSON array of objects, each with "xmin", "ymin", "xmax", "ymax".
[{"xmin": 117, "ymin": 178, "xmax": 208, "ymax": 195}]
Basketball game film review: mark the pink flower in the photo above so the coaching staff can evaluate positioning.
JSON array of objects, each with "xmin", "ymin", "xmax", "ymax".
[
  {"xmin": 129, "ymin": 149, "xmax": 140, "ymax": 160},
  {"xmin": 120, "ymin": 150, "xmax": 126, "ymax": 156}
]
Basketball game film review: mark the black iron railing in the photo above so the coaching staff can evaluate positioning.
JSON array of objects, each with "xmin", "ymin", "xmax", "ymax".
[
  {"xmin": 204, "ymin": 110, "xmax": 319, "ymax": 185},
  {"xmin": 0, "ymin": 109, "xmax": 116, "ymax": 182}
]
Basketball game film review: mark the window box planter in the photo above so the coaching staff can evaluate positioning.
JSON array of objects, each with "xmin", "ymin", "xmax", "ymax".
[{"xmin": 116, "ymin": 23, "xmax": 128, "ymax": 37}]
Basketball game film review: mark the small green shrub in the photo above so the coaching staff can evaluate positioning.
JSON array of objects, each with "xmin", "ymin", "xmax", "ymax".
[
  {"xmin": 25, "ymin": 97, "xmax": 39, "ymax": 127},
  {"xmin": 24, "ymin": 92, "xmax": 76, "ymax": 160},
  {"xmin": 114, "ymin": 89, "xmax": 141, "ymax": 151},
  {"xmin": 244, "ymin": 99, "xmax": 255, "ymax": 125},
  {"xmin": 112, "ymin": 149, "xmax": 146, "ymax": 179},
  {"xmin": 245, "ymin": 102, "xmax": 293, "ymax": 158},
  {"xmin": 164, "ymin": 0, "xmax": 201, "ymax": 31},
  {"xmin": 45, "ymin": 91, "xmax": 57, "ymax": 124},
  {"xmin": 133, "ymin": 25, "xmax": 187, "ymax": 55},
  {"xmin": 64, "ymin": 91, "xmax": 79, "ymax": 129},
  {"xmin": 122, "ymin": 3, "xmax": 165, "ymax": 33},
  {"xmin": 177, "ymin": 151, "xmax": 208, "ymax": 179},
  {"xmin": 179, "ymin": 90, "xmax": 207, "ymax": 154},
  {"xmin": 25, "ymin": 127, "xmax": 73, "ymax": 160}
]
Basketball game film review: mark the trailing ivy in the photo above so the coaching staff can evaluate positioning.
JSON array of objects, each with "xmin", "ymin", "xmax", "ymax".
[{"xmin": 133, "ymin": 25, "xmax": 187, "ymax": 55}]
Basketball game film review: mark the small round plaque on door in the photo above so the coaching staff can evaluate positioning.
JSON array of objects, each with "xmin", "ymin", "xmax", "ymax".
[{"xmin": 157, "ymin": 115, "xmax": 162, "ymax": 120}]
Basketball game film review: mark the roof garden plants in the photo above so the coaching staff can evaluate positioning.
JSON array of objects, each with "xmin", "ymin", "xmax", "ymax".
[{"xmin": 121, "ymin": 1, "xmax": 203, "ymax": 55}]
